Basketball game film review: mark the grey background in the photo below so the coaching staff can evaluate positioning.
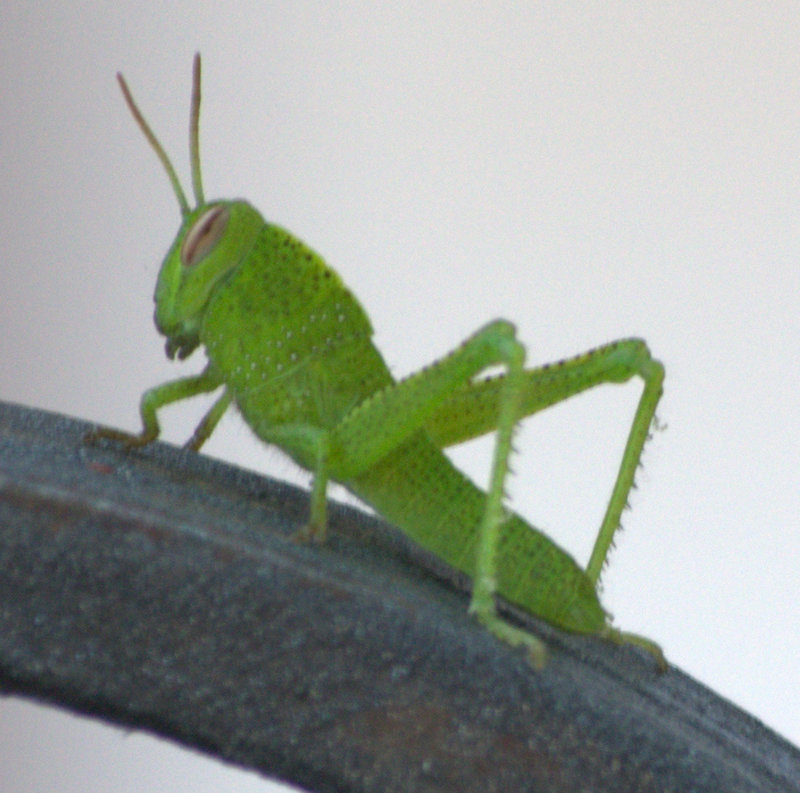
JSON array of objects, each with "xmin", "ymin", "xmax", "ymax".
[{"xmin": 1, "ymin": 3, "xmax": 798, "ymax": 792}]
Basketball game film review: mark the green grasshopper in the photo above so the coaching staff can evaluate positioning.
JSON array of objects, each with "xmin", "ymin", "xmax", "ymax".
[{"xmin": 96, "ymin": 54, "xmax": 666, "ymax": 669}]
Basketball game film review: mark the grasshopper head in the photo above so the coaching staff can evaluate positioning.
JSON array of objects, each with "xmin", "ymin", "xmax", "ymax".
[
  {"xmin": 154, "ymin": 200, "xmax": 262, "ymax": 360},
  {"xmin": 118, "ymin": 53, "xmax": 260, "ymax": 360}
]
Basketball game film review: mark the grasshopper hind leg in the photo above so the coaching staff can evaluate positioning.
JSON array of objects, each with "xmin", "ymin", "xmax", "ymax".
[{"xmin": 465, "ymin": 326, "xmax": 548, "ymax": 667}]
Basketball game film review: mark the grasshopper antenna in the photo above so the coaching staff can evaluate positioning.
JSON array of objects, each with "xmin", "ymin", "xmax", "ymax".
[
  {"xmin": 117, "ymin": 63, "xmax": 192, "ymax": 216},
  {"xmin": 189, "ymin": 52, "xmax": 204, "ymax": 207}
]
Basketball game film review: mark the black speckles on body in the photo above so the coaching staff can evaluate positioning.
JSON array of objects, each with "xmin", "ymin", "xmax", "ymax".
[{"xmin": 199, "ymin": 222, "xmax": 392, "ymax": 441}]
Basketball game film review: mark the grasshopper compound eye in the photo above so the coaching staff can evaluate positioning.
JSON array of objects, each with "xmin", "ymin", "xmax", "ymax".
[{"xmin": 181, "ymin": 205, "xmax": 230, "ymax": 267}]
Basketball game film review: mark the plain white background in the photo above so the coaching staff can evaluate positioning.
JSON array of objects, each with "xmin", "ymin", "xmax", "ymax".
[{"xmin": 1, "ymin": 3, "xmax": 798, "ymax": 791}]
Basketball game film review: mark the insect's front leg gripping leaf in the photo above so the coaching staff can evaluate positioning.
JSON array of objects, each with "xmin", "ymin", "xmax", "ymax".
[{"xmin": 88, "ymin": 368, "xmax": 223, "ymax": 448}]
